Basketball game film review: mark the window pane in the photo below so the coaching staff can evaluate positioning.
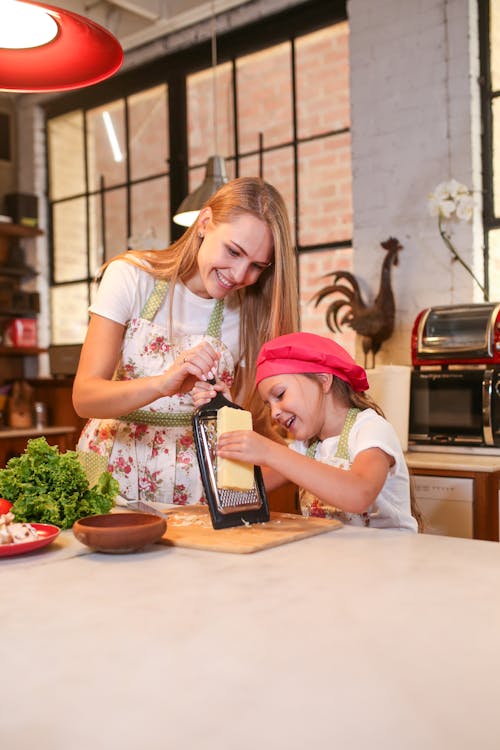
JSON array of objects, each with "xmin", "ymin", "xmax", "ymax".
[
  {"xmin": 47, "ymin": 111, "xmax": 85, "ymax": 201},
  {"xmin": 296, "ymin": 22, "xmax": 350, "ymax": 138},
  {"xmin": 129, "ymin": 84, "xmax": 169, "ymax": 181},
  {"xmin": 261, "ymin": 146, "xmax": 295, "ymax": 240},
  {"xmin": 53, "ymin": 198, "xmax": 87, "ymax": 282},
  {"xmin": 89, "ymin": 193, "xmax": 104, "ymax": 276},
  {"xmin": 491, "ymin": 0, "xmax": 500, "ymax": 91},
  {"xmin": 104, "ymin": 187, "xmax": 127, "ymax": 260},
  {"xmin": 298, "ymin": 132, "xmax": 352, "ymax": 245},
  {"xmin": 237, "ymin": 43, "xmax": 292, "ymax": 153},
  {"xmin": 51, "ymin": 283, "xmax": 89, "ymax": 344},
  {"xmin": 238, "ymin": 154, "xmax": 261, "ymax": 177},
  {"xmin": 299, "ymin": 247, "xmax": 355, "ymax": 356},
  {"xmin": 87, "ymin": 100, "xmax": 126, "ymax": 192},
  {"xmin": 130, "ymin": 177, "xmax": 170, "ymax": 249},
  {"xmin": 237, "ymin": 150, "xmax": 295, "ymax": 239},
  {"xmin": 187, "ymin": 62, "xmax": 234, "ymax": 166},
  {"xmin": 493, "ymin": 98, "xmax": 500, "ymax": 217}
]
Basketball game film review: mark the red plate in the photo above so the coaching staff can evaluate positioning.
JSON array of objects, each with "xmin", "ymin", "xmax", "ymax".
[{"xmin": 0, "ymin": 523, "xmax": 60, "ymax": 558}]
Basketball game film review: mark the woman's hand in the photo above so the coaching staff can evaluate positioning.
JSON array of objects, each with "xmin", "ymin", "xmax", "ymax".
[
  {"xmin": 160, "ymin": 341, "xmax": 220, "ymax": 396},
  {"xmin": 191, "ymin": 378, "xmax": 231, "ymax": 409},
  {"xmin": 73, "ymin": 315, "xmax": 221, "ymax": 417}
]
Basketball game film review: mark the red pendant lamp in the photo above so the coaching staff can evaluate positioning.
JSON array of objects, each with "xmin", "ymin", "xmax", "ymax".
[{"xmin": 0, "ymin": 0, "xmax": 124, "ymax": 93}]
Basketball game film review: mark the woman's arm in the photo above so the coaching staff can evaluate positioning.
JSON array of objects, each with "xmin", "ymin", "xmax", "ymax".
[
  {"xmin": 72, "ymin": 313, "xmax": 220, "ymax": 418},
  {"xmin": 216, "ymin": 430, "xmax": 393, "ymax": 513}
]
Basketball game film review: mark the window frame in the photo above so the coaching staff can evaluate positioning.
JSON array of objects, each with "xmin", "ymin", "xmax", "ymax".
[
  {"xmin": 43, "ymin": 0, "xmax": 349, "ymax": 341},
  {"xmin": 479, "ymin": 0, "xmax": 500, "ymax": 299}
]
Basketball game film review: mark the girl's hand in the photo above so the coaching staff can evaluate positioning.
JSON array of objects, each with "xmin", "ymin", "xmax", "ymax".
[
  {"xmin": 191, "ymin": 378, "xmax": 231, "ymax": 409},
  {"xmin": 159, "ymin": 341, "xmax": 220, "ymax": 396},
  {"xmin": 217, "ymin": 429, "xmax": 273, "ymax": 467}
]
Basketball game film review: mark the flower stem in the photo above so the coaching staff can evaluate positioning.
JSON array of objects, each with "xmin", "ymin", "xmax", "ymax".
[{"xmin": 438, "ymin": 216, "xmax": 487, "ymax": 298}]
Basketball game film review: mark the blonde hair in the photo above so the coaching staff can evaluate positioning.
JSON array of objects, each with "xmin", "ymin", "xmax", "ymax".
[{"xmin": 101, "ymin": 177, "xmax": 299, "ymax": 426}]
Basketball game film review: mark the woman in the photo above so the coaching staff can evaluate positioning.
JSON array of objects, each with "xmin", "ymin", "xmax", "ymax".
[{"xmin": 73, "ymin": 177, "xmax": 299, "ymax": 505}]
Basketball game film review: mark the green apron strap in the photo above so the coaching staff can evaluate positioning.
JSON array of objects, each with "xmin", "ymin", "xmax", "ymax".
[
  {"xmin": 305, "ymin": 407, "xmax": 360, "ymax": 461},
  {"xmin": 306, "ymin": 439, "xmax": 319, "ymax": 458},
  {"xmin": 335, "ymin": 407, "xmax": 360, "ymax": 461},
  {"xmin": 120, "ymin": 410, "xmax": 193, "ymax": 427},
  {"xmin": 141, "ymin": 281, "xmax": 224, "ymax": 338},
  {"xmin": 206, "ymin": 297, "xmax": 224, "ymax": 338},
  {"xmin": 140, "ymin": 280, "xmax": 169, "ymax": 321}
]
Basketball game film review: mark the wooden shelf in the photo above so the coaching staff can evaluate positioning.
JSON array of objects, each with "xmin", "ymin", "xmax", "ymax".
[
  {"xmin": 0, "ymin": 265, "xmax": 37, "ymax": 278},
  {"xmin": 0, "ymin": 223, "xmax": 45, "ymax": 383},
  {"xmin": 0, "ymin": 223, "xmax": 43, "ymax": 238},
  {"xmin": 0, "ymin": 346, "xmax": 47, "ymax": 356},
  {"xmin": 0, "ymin": 308, "xmax": 37, "ymax": 317}
]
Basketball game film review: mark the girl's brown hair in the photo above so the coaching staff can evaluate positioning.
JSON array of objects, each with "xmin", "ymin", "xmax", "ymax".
[{"xmin": 100, "ymin": 177, "xmax": 299, "ymax": 430}]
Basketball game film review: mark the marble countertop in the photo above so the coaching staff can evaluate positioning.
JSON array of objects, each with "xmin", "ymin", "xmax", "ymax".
[
  {"xmin": 2, "ymin": 523, "xmax": 500, "ymax": 749},
  {"xmin": 406, "ymin": 448, "xmax": 500, "ymax": 472}
]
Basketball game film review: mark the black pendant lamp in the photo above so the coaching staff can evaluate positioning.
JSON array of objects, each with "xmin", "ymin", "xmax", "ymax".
[
  {"xmin": 173, "ymin": 8, "xmax": 228, "ymax": 227},
  {"xmin": 173, "ymin": 155, "xmax": 228, "ymax": 228}
]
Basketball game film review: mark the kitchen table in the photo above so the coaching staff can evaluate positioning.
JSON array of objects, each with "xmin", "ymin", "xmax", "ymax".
[{"xmin": 2, "ymin": 523, "xmax": 500, "ymax": 750}]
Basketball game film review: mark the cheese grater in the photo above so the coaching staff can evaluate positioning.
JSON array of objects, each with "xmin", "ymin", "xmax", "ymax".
[{"xmin": 192, "ymin": 382, "xmax": 270, "ymax": 530}]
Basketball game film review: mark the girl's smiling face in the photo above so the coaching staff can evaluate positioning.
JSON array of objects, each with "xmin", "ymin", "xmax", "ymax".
[
  {"xmin": 186, "ymin": 208, "xmax": 273, "ymax": 299},
  {"xmin": 258, "ymin": 373, "xmax": 328, "ymax": 441}
]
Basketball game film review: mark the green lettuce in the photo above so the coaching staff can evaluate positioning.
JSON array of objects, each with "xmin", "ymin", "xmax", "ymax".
[{"xmin": 0, "ymin": 437, "xmax": 119, "ymax": 529}]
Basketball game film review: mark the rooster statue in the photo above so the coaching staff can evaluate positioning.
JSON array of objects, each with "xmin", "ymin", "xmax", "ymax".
[{"xmin": 311, "ymin": 237, "xmax": 403, "ymax": 368}]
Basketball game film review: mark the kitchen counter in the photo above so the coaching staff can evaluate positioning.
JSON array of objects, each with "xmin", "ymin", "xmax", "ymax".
[
  {"xmin": 406, "ymin": 448, "xmax": 500, "ymax": 473},
  {"xmin": 2, "ymin": 523, "xmax": 500, "ymax": 749}
]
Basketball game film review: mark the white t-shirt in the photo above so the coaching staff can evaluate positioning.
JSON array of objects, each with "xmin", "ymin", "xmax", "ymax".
[
  {"xmin": 290, "ymin": 408, "xmax": 417, "ymax": 532},
  {"xmin": 89, "ymin": 258, "xmax": 241, "ymax": 363}
]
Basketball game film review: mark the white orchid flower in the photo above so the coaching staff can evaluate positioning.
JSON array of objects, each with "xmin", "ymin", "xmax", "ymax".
[
  {"xmin": 427, "ymin": 179, "xmax": 485, "ymax": 297},
  {"xmin": 439, "ymin": 198, "xmax": 456, "ymax": 219},
  {"xmin": 446, "ymin": 179, "xmax": 469, "ymax": 199},
  {"xmin": 456, "ymin": 194, "xmax": 474, "ymax": 222},
  {"xmin": 433, "ymin": 181, "xmax": 452, "ymax": 200},
  {"xmin": 427, "ymin": 193, "xmax": 442, "ymax": 217}
]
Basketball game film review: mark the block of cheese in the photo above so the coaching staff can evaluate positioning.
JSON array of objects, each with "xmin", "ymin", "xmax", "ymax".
[{"xmin": 216, "ymin": 406, "xmax": 255, "ymax": 491}]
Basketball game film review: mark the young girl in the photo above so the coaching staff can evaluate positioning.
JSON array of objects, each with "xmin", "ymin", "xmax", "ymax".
[
  {"xmin": 208, "ymin": 331, "xmax": 418, "ymax": 531},
  {"xmin": 73, "ymin": 177, "xmax": 299, "ymax": 505}
]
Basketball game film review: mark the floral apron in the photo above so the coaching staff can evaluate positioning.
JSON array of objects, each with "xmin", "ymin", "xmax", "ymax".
[
  {"xmin": 300, "ymin": 407, "xmax": 377, "ymax": 526},
  {"xmin": 76, "ymin": 281, "xmax": 235, "ymax": 505}
]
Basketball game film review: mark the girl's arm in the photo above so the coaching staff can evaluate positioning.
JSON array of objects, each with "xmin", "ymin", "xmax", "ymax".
[
  {"xmin": 72, "ymin": 314, "xmax": 219, "ymax": 418},
  {"xmin": 216, "ymin": 430, "xmax": 393, "ymax": 513}
]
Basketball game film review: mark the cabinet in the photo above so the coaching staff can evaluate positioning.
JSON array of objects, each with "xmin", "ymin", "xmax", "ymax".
[
  {"xmin": 0, "ymin": 426, "xmax": 76, "ymax": 467},
  {"xmin": 0, "ymin": 222, "xmax": 44, "ymax": 381},
  {"xmin": 27, "ymin": 377, "xmax": 87, "ymax": 450},
  {"xmin": 406, "ymin": 451, "xmax": 500, "ymax": 541}
]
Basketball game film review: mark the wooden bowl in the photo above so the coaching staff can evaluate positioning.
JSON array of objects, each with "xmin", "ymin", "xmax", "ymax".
[{"xmin": 73, "ymin": 512, "xmax": 167, "ymax": 553}]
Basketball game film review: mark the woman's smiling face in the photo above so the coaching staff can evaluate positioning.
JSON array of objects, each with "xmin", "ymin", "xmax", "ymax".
[{"xmin": 187, "ymin": 208, "xmax": 273, "ymax": 299}]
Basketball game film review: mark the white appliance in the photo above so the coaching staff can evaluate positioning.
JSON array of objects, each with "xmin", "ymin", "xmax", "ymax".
[{"xmin": 412, "ymin": 474, "xmax": 474, "ymax": 539}]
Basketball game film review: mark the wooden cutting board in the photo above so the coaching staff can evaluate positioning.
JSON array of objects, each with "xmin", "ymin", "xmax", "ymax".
[{"xmin": 159, "ymin": 505, "xmax": 342, "ymax": 554}]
